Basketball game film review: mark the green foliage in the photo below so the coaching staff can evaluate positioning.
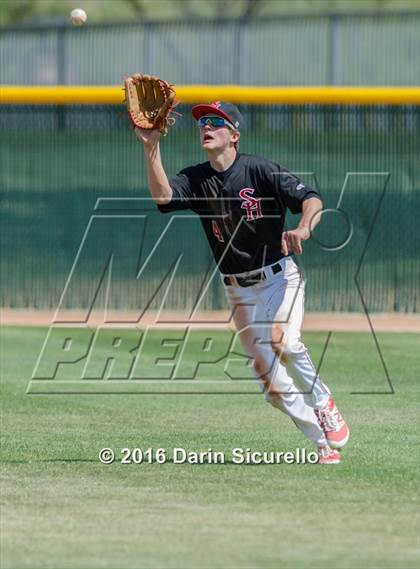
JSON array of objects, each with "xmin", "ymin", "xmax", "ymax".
[{"xmin": 0, "ymin": 0, "xmax": 419, "ymax": 26}]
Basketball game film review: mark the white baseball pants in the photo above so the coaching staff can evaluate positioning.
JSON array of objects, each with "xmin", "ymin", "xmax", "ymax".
[{"xmin": 223, "ymin": 257, "xmax": 330, "ymax": 447}]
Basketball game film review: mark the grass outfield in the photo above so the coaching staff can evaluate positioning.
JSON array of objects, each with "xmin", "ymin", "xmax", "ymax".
[{"xmin": 1, "ymin": 327, "xmax": 419, "ymax": 569}]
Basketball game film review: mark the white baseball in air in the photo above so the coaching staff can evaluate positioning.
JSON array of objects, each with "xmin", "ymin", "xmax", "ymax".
[{"xmin": 70, "ymin": 8, "xmax": 87, "ymax": 26}]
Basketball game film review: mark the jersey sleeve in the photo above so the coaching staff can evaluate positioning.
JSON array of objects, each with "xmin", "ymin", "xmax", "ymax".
[
  {"xmin": 156, "ymin": 169, "xmax": 194, "ymax": 213},
  {"xmin": 263, "ymin": 162, "xmax": 321, "ymax": 214}
]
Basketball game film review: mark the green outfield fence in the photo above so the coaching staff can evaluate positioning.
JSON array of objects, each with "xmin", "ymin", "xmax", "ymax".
[{"xmin": 0, "ymin": 103, "xmax": 419, "ymax": 313}]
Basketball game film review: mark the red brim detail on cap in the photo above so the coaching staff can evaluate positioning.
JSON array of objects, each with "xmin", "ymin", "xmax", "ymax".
[{"xmin": 191, "ymin": 104, "xmax": 234, "ymax": 125}]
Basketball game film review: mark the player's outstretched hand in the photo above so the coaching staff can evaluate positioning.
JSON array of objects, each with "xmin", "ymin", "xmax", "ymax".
[
  {"xmin": 281, "ymin": 227, "xmax": 310, "ymax": 255},
  {"xmin": 134, "ymin": 127, "xmax": 161, "ymax": 147}
]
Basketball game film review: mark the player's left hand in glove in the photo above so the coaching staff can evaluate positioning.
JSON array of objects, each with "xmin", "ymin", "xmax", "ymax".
[{"xmin": 124, "ymin": 74, "xmax": 178, "ymax": 136}]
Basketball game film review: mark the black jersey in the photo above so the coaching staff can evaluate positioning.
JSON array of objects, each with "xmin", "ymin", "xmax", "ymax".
[{"xmin": 158, "ymin": 153, "xmax": 320, "ymax": 274}]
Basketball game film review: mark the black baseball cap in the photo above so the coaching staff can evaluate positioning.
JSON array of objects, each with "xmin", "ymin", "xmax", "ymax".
[{"xmin": 192, "ymin": 101, "xmax": 243, "ymax": 130}]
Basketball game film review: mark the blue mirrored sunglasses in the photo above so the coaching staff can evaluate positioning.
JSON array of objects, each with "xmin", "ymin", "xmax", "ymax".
[{"xmin": 197, "ymin": 116, "xmax": 235, "ymax": 129}]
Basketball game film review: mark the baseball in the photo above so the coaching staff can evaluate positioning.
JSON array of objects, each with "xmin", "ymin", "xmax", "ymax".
[{"xmin": 70, "ymin": 8, "xmax": 87, "ymax": 26}]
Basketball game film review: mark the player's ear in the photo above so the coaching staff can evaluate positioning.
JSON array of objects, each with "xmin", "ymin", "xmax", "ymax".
[{"xmin": 231, "ymin": 130, "xmax": 240, "ymax": 146}]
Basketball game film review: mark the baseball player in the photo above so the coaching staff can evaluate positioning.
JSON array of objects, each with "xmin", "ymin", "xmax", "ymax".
[{"xmin": 135, "ymin": 101, "xmax": 349, "ymax": 465}]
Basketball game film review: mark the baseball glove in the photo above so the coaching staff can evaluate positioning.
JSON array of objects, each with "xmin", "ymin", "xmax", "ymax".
[{"xmin": 124, "ymin": 74, "xmax": 177, "ymax": 135}]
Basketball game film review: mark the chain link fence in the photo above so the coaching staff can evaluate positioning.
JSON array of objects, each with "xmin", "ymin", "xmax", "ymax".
[
  {"xmin": 1, "ymin": 104, "xmax": 418, "ymax": 312},
  {"xmin": 1, "ymin": 12, "xmax": 419, "ymax": 86}
]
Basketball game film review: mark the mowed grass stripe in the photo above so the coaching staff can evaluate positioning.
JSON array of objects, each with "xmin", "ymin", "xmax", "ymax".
[{"xmin": 1, "ymin": 328, "xmax": 419, "ymax": 568}]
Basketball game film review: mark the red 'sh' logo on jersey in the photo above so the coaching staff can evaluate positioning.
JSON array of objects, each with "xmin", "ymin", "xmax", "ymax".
[{"xmin": 239, "ymin": 188, "xmax": 263, "ymax": 221}]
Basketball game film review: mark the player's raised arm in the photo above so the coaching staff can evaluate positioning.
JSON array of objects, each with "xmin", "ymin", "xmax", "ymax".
[
  {"xmin": 135, "ymin": 128, "xmax": 172, "ymax": 205},
  {"xmin": 124, "ymin": 73, "xmax": 178, "ymax": 205}
]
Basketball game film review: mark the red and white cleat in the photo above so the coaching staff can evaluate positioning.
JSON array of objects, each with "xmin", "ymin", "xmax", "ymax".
[
  {"xmin": 316, "ymin": 397, "xmax": 350, "ymax": 449},
  {"xmin": 318, "ymin": 446, "xmax": 341, "ymax": 465}
]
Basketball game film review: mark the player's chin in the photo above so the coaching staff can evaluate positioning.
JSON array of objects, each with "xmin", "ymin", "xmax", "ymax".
[{"xmin": 201, "ymin": 139, "xmax": 218, "ymax": 150}]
